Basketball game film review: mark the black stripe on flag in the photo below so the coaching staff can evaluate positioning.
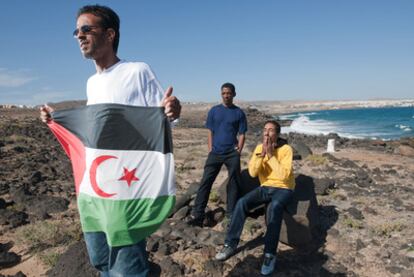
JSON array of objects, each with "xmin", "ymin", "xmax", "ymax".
[{"xmin": 51, "ymin": 104, "xmax": 172, "ymax": 153}]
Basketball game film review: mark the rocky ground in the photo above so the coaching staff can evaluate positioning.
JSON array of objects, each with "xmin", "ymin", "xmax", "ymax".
[{"xmin": 0, "ymin": 103, "xmax": 413, "ymax": 277}]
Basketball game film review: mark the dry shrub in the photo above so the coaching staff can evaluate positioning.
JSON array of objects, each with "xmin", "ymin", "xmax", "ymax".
[
  {"xmin": 15, "ymin": 220, "xmax": 82, "ymax": 252},
  {"xmin": 305, "ymin": 154, "xmax": 328, "ymax": 166}
]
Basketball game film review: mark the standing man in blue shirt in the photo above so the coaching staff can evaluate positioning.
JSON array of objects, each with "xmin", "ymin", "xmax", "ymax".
[{"xmin": 188, "ymin": 83, "xmax": 247, "ymax": 227}]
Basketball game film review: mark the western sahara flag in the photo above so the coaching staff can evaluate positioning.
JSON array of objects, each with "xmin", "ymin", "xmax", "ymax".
[{"xmin": 47, "ymin": 104, "xmax": 175, "ymax": 247}]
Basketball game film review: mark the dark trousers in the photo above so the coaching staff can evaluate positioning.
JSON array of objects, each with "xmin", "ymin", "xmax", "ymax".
[
  {"xmin": 225, "ymin": 186, "xmax": 293, "ymax": 255},
  {"xmin": 192, "ymin": 150, "xmax": 241, "ymax": 219}
]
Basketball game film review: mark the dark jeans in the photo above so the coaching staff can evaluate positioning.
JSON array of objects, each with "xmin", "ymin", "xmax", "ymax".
[
  {"xmin": 192, "ymin": 150, "xmax": 241, "ymax": 219},
  {"xmin": 84, "ymin": 232, "xmax": 149, "ymax": 277},
  {"xmin": 225, "ymin": 186, "xmax": 293, "ymax": 255}
]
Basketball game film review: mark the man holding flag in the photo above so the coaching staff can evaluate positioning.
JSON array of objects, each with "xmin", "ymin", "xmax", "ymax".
[{"xmin": 40, "ymin": 5, "xmax": 181, "ymax": 277}]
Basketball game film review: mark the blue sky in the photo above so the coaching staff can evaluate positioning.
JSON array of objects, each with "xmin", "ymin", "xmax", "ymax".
[{"xmin": 1, "ymin": 0, "xmax": 413, "ymax": 105}]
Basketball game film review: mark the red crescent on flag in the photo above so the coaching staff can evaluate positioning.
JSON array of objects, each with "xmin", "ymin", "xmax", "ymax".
[{"xmin": 89, "ymin": 155, "xmax": 118, "ymax": 198}]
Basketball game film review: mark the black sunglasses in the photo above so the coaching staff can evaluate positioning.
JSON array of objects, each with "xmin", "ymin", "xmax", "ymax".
[{"xmin": 73, "ymin": 25, "xmax": 100, "ymax": 37}]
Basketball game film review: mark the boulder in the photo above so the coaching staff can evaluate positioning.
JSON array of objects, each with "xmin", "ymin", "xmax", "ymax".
[
  {"xmin": 219, "ymin": 170, "xmax": 320, "ymax": 248},
  {"xmin": 0, "ymin": 242, "xmax": 21, "ymax": 269},
  {"xmin": 217, "ymin": 169, "xmax": 260, "ymax": 204},
  {"xmin": 396, "ymin": 145, "xmax": 414, "ymax": 157},
  {"xmin": 171, "ymin": 182, "xmax": 199, "ymax": 215},
  {"xmin": 276, "ymin": 174, "xmax": 320, "ymax": 248},
  {"xmin": 291, "ymin": 141, "xmax": 313, "ymax": 160},
  {"xmin": 47, "ymin": 241, "xmax": 98, "ymax": 277},
  {"xmin": 310, "ymin": 178, "xmax": 335, "ymax": 195}
]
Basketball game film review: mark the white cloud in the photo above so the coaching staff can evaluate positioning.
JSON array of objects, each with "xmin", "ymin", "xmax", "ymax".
[{"xmin": 0, "ymin": 68, "xmax": 37, "ymax": 87}]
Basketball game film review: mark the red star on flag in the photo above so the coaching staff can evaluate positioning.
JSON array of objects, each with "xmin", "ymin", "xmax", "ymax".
[{"xmin": 118, "ymin": 167, "xmax": 139, "ymax": 187}]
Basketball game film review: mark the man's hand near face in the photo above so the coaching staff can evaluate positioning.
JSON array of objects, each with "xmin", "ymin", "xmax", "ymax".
[
  {"xmin": 261, "ymin": 136, "xmax": 267, "ymax": 157},
  {"xmin": 265, "ymin": 136, "xmax": 274, "ymax": 158},
  {"xmin": 261, "ymin": 135, "xmax": 278, "ymax": 158}
]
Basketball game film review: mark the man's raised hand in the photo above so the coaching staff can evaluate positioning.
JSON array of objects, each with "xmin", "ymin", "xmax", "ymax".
[
  {"xmin": 39, "ymin": 104, "xmax": 54, "ymax": 123},
  {"xmin": 161, "ymin": 86, "xmax": 181, "ymax": 121}
]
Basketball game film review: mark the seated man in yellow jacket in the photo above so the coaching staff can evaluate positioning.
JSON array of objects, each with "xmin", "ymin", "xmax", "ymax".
[{"xmin": 215, "ymin": 120, "xmax": 295, "ymax": 276}]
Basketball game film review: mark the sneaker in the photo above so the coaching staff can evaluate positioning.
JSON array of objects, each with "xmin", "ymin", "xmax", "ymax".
[
  {"xmin": 260, "ymin": 253, "xmax": 276, "ymax": 276},
  {"xmin": 186, "ymin": 215, "xmax": 203, "ymax": 227},
  {"xmin": 215, "ymin": 245, "xmax": 235, "ymax": 261}
]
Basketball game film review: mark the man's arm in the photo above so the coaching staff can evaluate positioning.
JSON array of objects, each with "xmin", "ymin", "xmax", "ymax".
[
  {"xmin": 207, "ymin": 129, "xmax": 213, "ymax": 152},
  {"xmin": 237, "ymin": 133, "xmax": 245, "ymax": 153},
  {"xmin": 237, "ymin": 110, "xmax": 248, "ymax": 153},
  {"xmin": 248, "ymin": 144, "xmax": 263, "ymax": 177}
]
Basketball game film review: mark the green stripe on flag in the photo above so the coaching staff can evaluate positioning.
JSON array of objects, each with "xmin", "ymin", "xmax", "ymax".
[{"xmin": 78, "ymin": 193, "xmax": 175, "ymax": 247}]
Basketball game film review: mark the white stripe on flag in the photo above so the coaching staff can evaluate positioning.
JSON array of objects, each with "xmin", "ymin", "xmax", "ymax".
[{"xmin": 79, "ymin": 147, "xmax": 175, "ymax": 200}]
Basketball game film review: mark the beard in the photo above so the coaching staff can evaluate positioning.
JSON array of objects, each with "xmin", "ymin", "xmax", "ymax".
[{"xmin": 80, "ymin": 34, "xmax": 106, "ymax": 59}]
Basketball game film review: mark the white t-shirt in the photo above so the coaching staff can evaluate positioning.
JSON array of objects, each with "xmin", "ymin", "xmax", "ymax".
[{"xmin": 86, "ymin": 60, "xmax": 164, "ymax": 107}]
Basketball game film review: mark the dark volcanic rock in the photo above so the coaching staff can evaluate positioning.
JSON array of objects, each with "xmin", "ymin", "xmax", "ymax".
[
  {"xmin": 203, "ymin": 259, "xmax": 224, "ymax": 276},
  {"xmin": 29, "ymin": 171, "xmax": 42, "ymax": 185},
  {"xmin": 47, "ymin": 241, "xmax": 98, "ymax": 277},
  {"xmin": 346, "ymin": 207, "xmax": 364, "ymax": 220},
  {"xmin": 0, "ymin": 243, "xmax": 21, "ymax": 269},
  {"xmin": 291, "ymin": 141, "xmax": 313, "ymax": 160},
  {"xmin": 0, "ymin": 210, "xmax": 28, "ymax": 228},
  {"xmin": 0, "ymin": 181, "xmax": 9, "ymax": 195},
  {"xmin": 0, "ymin": 198, "xmax": 6, "ymax": 209},
  {"xmin": 147, "ymin": 237, "xmax": 160, "ymax": 253},
  {"xmin": 172, "ymin": 182, "xmax": 199, "ymax": 215},
  {"xmin": 0, "ymin": 271, "xmax": 26, "ymax": 277},
  {"xmin": 159, "ymin": 257, "xmax": 183, "ymax": 277},
  {"xmin": 313, "ymin": 178, "xmax": 335, "ymax": 195},
  {"xmin": 341, "ymin": 160, "xmax": 360, "ymax": 169},
  {"xmin": 10, "ymin": 188, "xmax": 69, "ymax": 220}
]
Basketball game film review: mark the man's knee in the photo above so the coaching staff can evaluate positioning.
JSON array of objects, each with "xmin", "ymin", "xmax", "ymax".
[
  {"xmin": 269, "ymin": 200, "xmax": 284, "ymax": 213},
  {"xmin": 235, "ymin": 197, "xmax": 251, "ymax": 212}
]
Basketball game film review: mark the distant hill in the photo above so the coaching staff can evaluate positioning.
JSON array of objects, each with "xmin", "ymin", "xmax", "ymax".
[{"xmin": 36, "ymin": 100, "xmax": 86, "ymax": 110}]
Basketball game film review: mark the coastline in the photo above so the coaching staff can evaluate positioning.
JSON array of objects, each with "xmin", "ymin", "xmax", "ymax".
[
  {"xmin": 238, "ymin": 98, "xmax": 414, "ymax": 115},
  {"xmin": 2, "ymin": 98, "xmax": 414, "ymax": 114},
  {"xmin": 0, "ymin": 100, "xmax": 413, "ymax": 276}
]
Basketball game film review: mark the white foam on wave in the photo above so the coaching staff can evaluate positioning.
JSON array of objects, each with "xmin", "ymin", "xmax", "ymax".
[
  {"xmin": 395, "ymin": 124, "xmax": 412, "ymax": 132},
  {"xmin": 280, "ymin": 115, "xmax": 395, "ymax": 139},
  {"xmin": 281, "ymin": 115, "xmax": 339, "ymax": 136},
  {"xmin": 278, "ymin": 112, "xmax": 317, "ymax": 120}
]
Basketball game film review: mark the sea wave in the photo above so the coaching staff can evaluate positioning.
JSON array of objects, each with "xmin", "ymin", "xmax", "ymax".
[
  {"xmin": 281, "ymin": 115, "xmax": 397, "ymax": 139},
  {"xmin": 281, "ymin": 115, "xmax": 339, "ymax": 136},
  {"xmin": 395, "ymin": 124, "xmax": 412, "ymax": 132},
  {"xmin": 278, "ymin": 112, "xmax": 316, "ymax": 120},
  {"xmin": 280, "ymin": 107, "xmax": 414, "ymax": 140}
]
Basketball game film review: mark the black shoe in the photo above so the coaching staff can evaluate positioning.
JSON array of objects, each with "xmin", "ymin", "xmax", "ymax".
[{"xmin": 186, "ymin": 215, "xmax": 203, "ymax": 227}]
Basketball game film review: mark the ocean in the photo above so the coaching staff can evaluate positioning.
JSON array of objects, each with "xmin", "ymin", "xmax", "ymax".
[{"xmin": 279, "ymin": 106, "xmax": 414, "ymax": 140}]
